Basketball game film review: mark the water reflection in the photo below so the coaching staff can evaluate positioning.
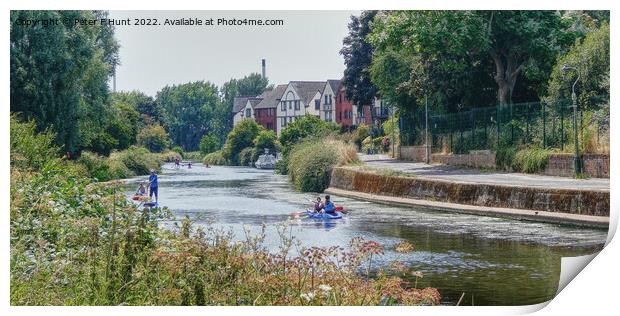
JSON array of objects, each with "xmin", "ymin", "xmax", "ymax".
[{"xmin": 125, "ymin": 163, "xmax": 607, "ymax": 306}]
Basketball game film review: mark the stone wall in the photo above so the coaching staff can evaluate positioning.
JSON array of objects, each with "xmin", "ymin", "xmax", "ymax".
[
  {"xmin": 329, "ymin": 167, "xmax": 609, "ymax": 216},
  {"xmin": 399, "ymin": 145, "xmax": 428, "ymax": 162},
  {"xmin": 544, "ymin": 154, "xmax": 610, "ymax": 178},
  {"xmin": 431, "ymin": 150, "xmax": 496, "ymax": 169}
]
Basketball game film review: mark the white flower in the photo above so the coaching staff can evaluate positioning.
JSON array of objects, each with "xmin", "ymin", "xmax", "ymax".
[
  {"xmin": 300, "ymin": 292, "xmax": 315, "ymax": 302},
  {"xmin": 318, "ymin": 284, "xmax": 332, "ymax": 293}
]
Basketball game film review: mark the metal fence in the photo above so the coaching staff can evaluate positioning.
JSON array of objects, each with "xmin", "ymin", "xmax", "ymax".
[{"xmin": 400, "ymin": 96, "xmax": 609, "ymax": 154}]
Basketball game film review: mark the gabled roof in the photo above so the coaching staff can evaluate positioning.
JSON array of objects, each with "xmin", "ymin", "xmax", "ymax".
[
  {"xmin": 326, "ymin": 79, "xmax": 341, "ymax": 95},
  {"xmin": 255, "ymin": 84, "xmax": 287, "ymax": 109},
  {"xmin": 248, "ymin": 97, "xmax": 262, "ymax": 107},
  {"xmin": 289, "ymin": 81, "xmax": 326, "ymax": 105},
  {"xmin": 233, "ymin": 96, "xmax": 252, "ymax": 113}
]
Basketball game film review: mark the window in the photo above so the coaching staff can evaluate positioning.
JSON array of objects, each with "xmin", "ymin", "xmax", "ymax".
[
  {"xmin": 339, "ymin": 112, "xmax": 342, "ymax": 121},
  {"xmin": 268, "ymin": 108, "xmax": 273, "ymax": 116},
  {"xmin": 329, "ymin": 95, "xmax": 333, "ymax": 105},
  {"xmin": 295, "ymin": 100, "xmax": 300, "ymax": 110},
  {"xmin": 267, "ymin": 123, "xmax": 273, "ymax": 130},
  {"xmin": 315, "ymin": 99, "xmax": 320, "ymax": 110},
  {"xmin": 288, "ymin": 117, "xmax": 292, "ymax": 123},
  {"xmin": 281, "ymin": 101, "xmax": 285, "ymax": 111},
  {"xmin": 324, "ymin": 95, "xmax": 328, "ymax": 104},
  {"xmin": 288, "ymin": 101, "xmax": 292, "ymax": 110},
  {"xmin": 281, "ymin": 117, "xmax": 287, "ymax": 127},
  {"xmin": 245, "ymin": 108, "xmax": 251, "ymax": 118}
]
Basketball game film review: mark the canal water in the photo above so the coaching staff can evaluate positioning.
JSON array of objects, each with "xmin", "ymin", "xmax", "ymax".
[{"xmin": 126, "ymin": 163, "xmax": 607, "ymax": 306}]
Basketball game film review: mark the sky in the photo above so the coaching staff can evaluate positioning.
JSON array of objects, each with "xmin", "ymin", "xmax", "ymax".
[{"xmin": 109, "ymin": 11, "xmax": 358, "ymax": 96}]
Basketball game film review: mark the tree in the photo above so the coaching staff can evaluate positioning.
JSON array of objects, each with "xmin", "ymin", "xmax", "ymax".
[
  {"xmin": 112, "ymin": 91, "xmax": 162, "ymax": 126},
  {"xmin": 278, "ymin": 115, "xmax": 339, "ymax": 154},
  {"xmin": 253, "ymin": 130, "xmax": 278, "ymax": 156},
  {"xmin": 199, "ymin": 134, "xmax": 220, "ymax": 155},
  {"xmin": 157, "ymin": 81, "xmax": 221, "ymax": 151},
  {"xmin": 222, "ymin": 119, "xmax": 263, "ymax": 165},
  {"xmin": 368, "ymin": 11, "xmax": 576, "ymax": 107},
  {"xmin": 545, "ymin": 23, "xmax": 609, "ymax": 109},
  {"xmin": 137, "ymin": 124, "xmax": 170, "ymax": 153},
  {"xmin": 10, "ymin": 10, "xmax": 119, "ymax": 154},
  {"xmin": 340, "ymin": 10, "xmax": 378, "ymax": 107},
  {"xmin": 220, "ymin": 73, "xmax": 270, "ymax": 142}
]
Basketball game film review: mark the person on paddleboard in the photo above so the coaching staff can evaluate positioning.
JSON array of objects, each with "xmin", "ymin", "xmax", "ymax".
[
  {"xmin": 188, "ymin": 161, "xmax": 192, "ymax": 169},
  {"xmin": 149, "ymin": 170, "xmax": 158, "ymax": 203},
  {"xmin": 323, "ymin": 195, "xmax": 336, "ymax": 214}
]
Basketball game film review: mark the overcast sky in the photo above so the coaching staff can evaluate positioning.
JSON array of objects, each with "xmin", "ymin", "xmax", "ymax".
[{"xmin": 109, "ymin": 11, "xmax": 358, "ymax": 96}]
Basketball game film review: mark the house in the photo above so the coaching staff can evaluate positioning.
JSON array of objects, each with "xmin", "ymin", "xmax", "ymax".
[
  {"xmin": 254, "ymin": 84, "xmax": 287, "ymax": 133},
  {"xmin": 276, "ymin": 81, "xmax": 326, "ymax": 135},
  {"xmin": 336, "ymin": 82, "xmax": 372, "ymax": 128},
  {"xmin": 372, "ymin": 96, "xmax": 390, "ymax": 128},
  {"xmin": 232, "ymin": 96, "xmax": 262, "ymax": 126},
  {"xmin": 318, "ymin": 79, "xmax": 340, "ymax": 123}
]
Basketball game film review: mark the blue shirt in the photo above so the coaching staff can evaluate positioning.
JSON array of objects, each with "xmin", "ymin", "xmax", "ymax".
[
  {"xmin": 149, "ymin": 174, "xmax": 158, "ymax": 188},
  {"xmin": 324, "ymin": 201, "xmax": 336, "ymax": 213}
]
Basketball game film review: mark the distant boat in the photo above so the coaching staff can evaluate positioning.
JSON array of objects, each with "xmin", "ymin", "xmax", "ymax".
[{"xmin": 255, "ymin": 148, "xmax": 278, "ymax": 169}]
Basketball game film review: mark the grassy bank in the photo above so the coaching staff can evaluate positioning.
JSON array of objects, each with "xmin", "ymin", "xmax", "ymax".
[{"xmin": 11, "ymin": 115, "xmax": 439, "ymax": 306}]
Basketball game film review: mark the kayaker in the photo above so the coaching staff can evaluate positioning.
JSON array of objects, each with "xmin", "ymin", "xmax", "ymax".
[
  {"xmin": 149, "ymin": 170, "xmax": 158, "ymax": 203},
  {"xmin": 313, "ymin": 197, "xmax": 323, "ymax": 213},
  {"xmin": 135, "ymin": 182, "xmax": 147, "ymax": 196},
  {"xmin": 323, "ymin": 195, "xmax": 336, "ymax": 214},
  {"xmin": 188, "ymin": 161, "xmax": 192, "ymax": 169}
]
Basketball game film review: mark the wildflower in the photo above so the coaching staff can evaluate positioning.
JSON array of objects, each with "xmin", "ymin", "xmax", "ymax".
[
  {"xmin": 394, "ymin": 241, "xmax": 414, "ymax": 253},
  {"xmin": 413, "ymin": 271, "xmax": 424, "ymax": 278},
  {"xmin": 390, "ymin": 260, "xmax": 407, "ymax": 273},
  {"xmin": 300, "ymin": 292, "xmax": 315, "ymax": 302},
  {"xmin": 318, "ymin": 284, "xmax": 332, "ymax": 293}
]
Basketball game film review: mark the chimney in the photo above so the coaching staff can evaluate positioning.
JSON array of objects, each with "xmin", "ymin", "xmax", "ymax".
[{"xmin": 261, "ymin": 59, "xmax": 266, "ymax": 79}]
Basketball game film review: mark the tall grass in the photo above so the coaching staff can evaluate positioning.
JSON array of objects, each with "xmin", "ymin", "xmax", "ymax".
[
  {"xmin": 288, "ymin": 138, "xmax": 359, "ymax": 192},
  {"xmin": 77, "ymin": 146, "xmax": 166, "ymax": 182},
  {"xmin": 512, "ymin": 147, "xmax": 554, "ymax": 174},
  {"xmin": 203, "ymin": 150, "xmax": 228, "ymax": 166}
]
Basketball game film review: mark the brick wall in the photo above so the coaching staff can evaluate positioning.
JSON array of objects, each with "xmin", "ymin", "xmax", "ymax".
[
  {"xmin": 545, "ymin": 154, "xmax": 610, "ymax": 178},
  {"xmin": 400, "ymin": 145, "xmax": 428, "ymax": 162}
]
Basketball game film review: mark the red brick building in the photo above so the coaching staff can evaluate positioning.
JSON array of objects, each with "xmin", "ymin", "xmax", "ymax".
[
  {"xmin": 254, "ymin": 84, "xmax": 287, "ymax": 133},
  {"xmin": 336, "ymin": 83, "xmax": 372, "ymax": 127}
]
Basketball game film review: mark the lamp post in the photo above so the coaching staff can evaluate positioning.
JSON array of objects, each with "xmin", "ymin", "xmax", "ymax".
[{"xmin": 560, "ymin": 64, "xmax": 582, "ymax": 176}]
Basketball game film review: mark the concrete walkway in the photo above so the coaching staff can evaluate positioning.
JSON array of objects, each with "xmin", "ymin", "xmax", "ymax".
[{"xmin": 359, "ymin": 154, "xmax": 610, "ymax": 192}]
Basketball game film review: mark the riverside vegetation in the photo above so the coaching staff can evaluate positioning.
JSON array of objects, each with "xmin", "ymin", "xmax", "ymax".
[{"xmin": 10, "ymin": 115, "xmax": 440, "ymax": 306}]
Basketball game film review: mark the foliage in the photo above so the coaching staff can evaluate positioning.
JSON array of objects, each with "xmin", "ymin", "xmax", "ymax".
[
  {"xmin": 182, "ymin": 151, "xmax": 204, "ymax": 161},
  {"xmin": 495, "ymin": 146, "xmax": 517, "ymax": 171},
  {"xmin": 222, "ymin": 119, "xmax": 263, "ymax": 165},
  {"xmin": 78, "ymin": 147, "xmax": 162, "ymax": 181},
  {"xmin": 512, "ymin": 147, "xmax": 553, "ymax": 174},
  {"xmin": 368, "ymin": 11, "xmax": 578, "ymax": 109},
  {"xmin": 202, "ymin": 150, "xmax": 228, "ymax": 166},
  {"xmin": 279, "ymin": 115, "xmax": 339, "ymax": 155},
  {"xmin": 171, "ymin": 146, "xmax": 185, "ymax": 157},
  {"xmin": 11, "ymin": 10, "xmax": 119, "ymax": 154},
  {"xmin": 199, "ymin": 134, "xmax": 221, "ymax": 155},
  {"xmin": 287, "ymin": 139, "xmax": 359, "ymax": 192},
  {"xmin": 352, "ymin": 124, "xmax": 370, "ymax": 150},
  {"xmin": 137, "ymin": 124, "xmax": 170, "ymax": 153},
  {"xmin": 112, "ymin": 91, "xmax": 162, "ymax": 126},
  {"xmin": 157, "ymin": 81, "xmax": 223, "ymax": 151},
  {"xmin": 253, "ymin": 130, "xmax": 278, "ymax": 159},
  {"xmin": 220, "ymin": 73, "xmax": 271, "ymax": 143},
  {"xmin": 340, "ymin": 10, "xmax": 378, "ymax": 106},
  {"xmin": 10, "ymin": 115, "xmax": 59, "ymax": 171},
  {"xmin": 238, "ymin": 147, "xmax": 256, "ymax": 167},
  {"xmin": 545, "ymin": 23, "xmax": 609, "ymax": 109}
]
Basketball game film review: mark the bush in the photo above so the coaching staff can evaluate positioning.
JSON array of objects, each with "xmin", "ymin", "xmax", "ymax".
[
  {"xmin": 199, "ymin": 134, "xmax": 220, "ymax": 155},
  {"xmin": 353, "ymin": 124, "xmax": 370, "ymax": 150},
  {"xmin": 77, "ymin": 151, "xmax": 113, "ymax": 181},
  {"xmin": 137, "ymin": 124, "xmax": 170, "ymax": 153},
  {"xmin": 274, "ymin": 156, "xmax": 288, "ymax": 174},
  {"xmin": 513, "ymin": 147, "xmax": 553, "ymax": 174},
  {"xmin": 287, "ymin": 139, "xmax": 359, "ymax": 192},
  {"xmin": 222, "ymin": 120, "xmax": 263, "ymax": 165},
  {"xmin": 203, "ymin": 150, "xmax": 228, "ymax": 166},
  {"xmin": 279, "ymin": 114, "xmax": 339, "ymax": 155},
  {"xmin": 253, "ymin": 130, "xmax": 278, "ymax": 158},
  {"xmin": 10, "ymin": 115, "xmax": 59, "ymax": 171},
  {"xmin": 238, "ymin": 147, "xmax": 256, "ymax": 167},
  {"xmin": 183, "ymin": 151, "xmax": 204, "ymax": 160},
  {"xmin": 115, "ymin": 146, "xmax": 162, "ymax": 175},
  {"xmin": 171, "ymin": 146, "xmax": 184, "ymax": 157},
  {"xmin": 495, "ymin": 146, "xmax": 517, "ymax": 171}
]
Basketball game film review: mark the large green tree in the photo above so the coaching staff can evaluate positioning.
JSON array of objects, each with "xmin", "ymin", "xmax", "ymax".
[
  {"xmin": 368, "ymin": 11, "xmax": 577, "ymax": 109},
  {"xmin": 10, "ymin": 10, "xmax": 119, "ymax": 154},
  {"xmin": 157, "ymin": 81, "xmax": 221, "ymax": 151},
  {"xmin": 340, "ymin": 10, "xmax": 378, "ymax": 107},
  {"xmin": 220, "ymin": 73, "xmax": 270, "ymax": 140},
  {"xmin": 112, "ymin": 91, "xmax": 162, "ymax": 126}
]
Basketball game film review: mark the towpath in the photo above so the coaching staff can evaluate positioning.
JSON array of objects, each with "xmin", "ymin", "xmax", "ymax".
[{"xmin": 358, "ymin": 154, "xmax": 609, "ymax": 192}]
